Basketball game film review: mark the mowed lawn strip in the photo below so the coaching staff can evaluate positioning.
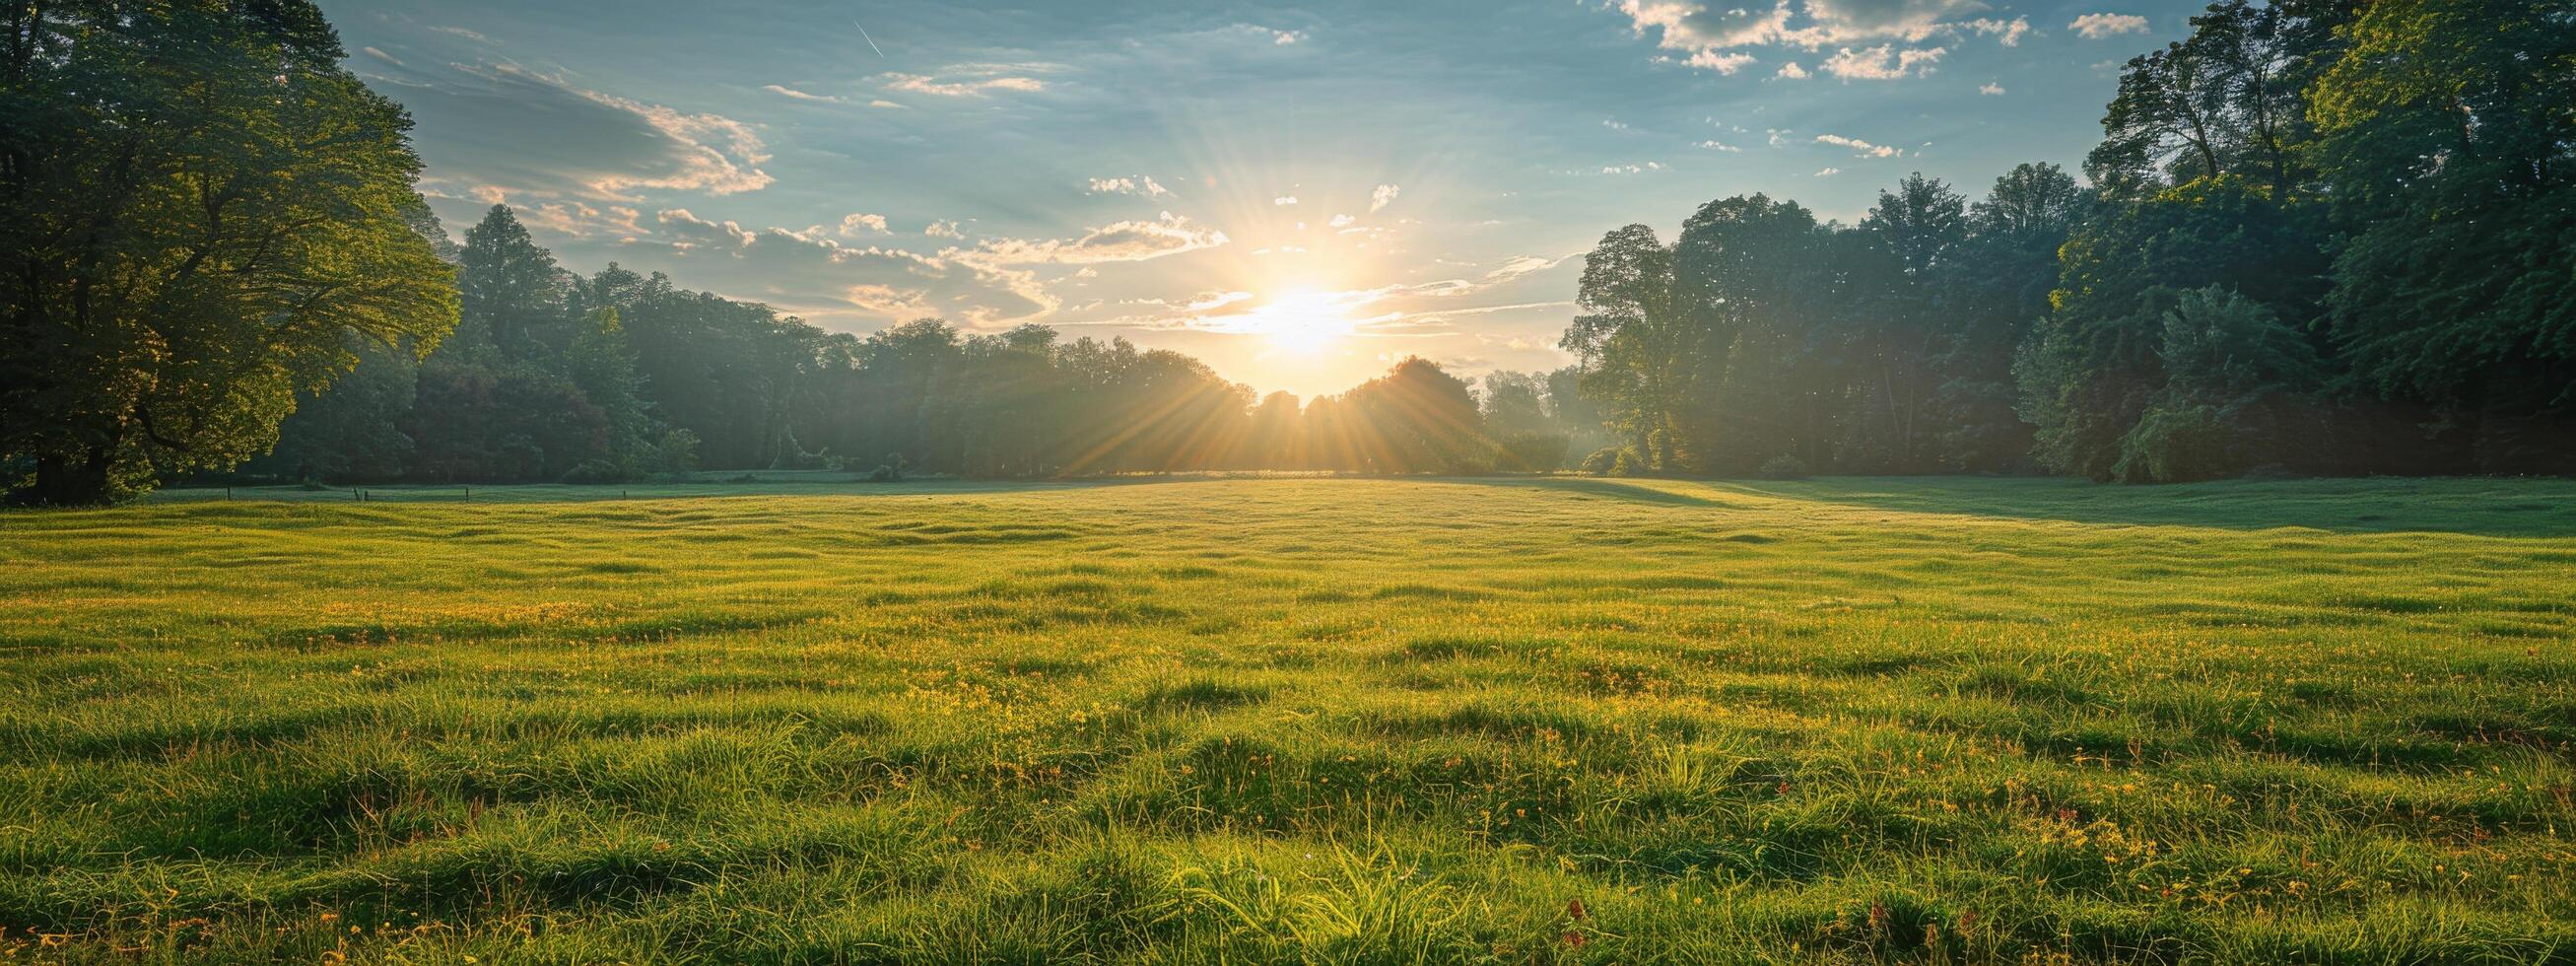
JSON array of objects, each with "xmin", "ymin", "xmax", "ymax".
[{"xmin": 2, "ymin": 476, "xmax": 2572, "ymax": 962}]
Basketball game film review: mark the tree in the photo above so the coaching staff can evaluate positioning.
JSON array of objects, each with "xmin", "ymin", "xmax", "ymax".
[
  {"xmin": 1846, "ymin": 173, "xmax": 1968, "ymax": 471},
  {"xmin": 2309, "ymin": 0, "xmax": 2576, "ymax": 469},
  {"xmin": 2114, "ymin": 286, "xmax": 2325, "ymax": 482},
  {"xmin": 455, "ymin": 206, "xmax": 571, "ymax": 360},
  {"xmin": 1935, "ymin": 163, "xmax": 2085, "ymax": 470},
  {"xmin": 1339, "ymin": 358, "xmax": 1490, "ymax": 474},
  {"xmin": 2018, "ymin": 177, "xmax": 2331, "ymax": 480},
  {"xmin": 1561, "ymin": 225, "xmax": 1687, "ymax": 454},
  {"xmin": 2087, "ymin": 1, "xmax": 2351, "ymax": 201},
  {"xmin": 1670, "ymin": 194, "xmax": 1830, "ymax": 473},
  {"xmin": 0, "ymin": 1, "xmax": 457, "ymax": 504},
  {"xmin": 1479, "ymin": 371, "xmax": 1570, "ymax": 471}
]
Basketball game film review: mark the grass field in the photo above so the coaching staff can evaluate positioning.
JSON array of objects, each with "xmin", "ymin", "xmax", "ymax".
[{"xmin": 4, "ymin": 475, "xmax": 2574, "ymax": 963}]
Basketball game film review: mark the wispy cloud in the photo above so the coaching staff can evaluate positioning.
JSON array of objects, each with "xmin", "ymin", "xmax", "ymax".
[
  {"xmin": 433, "ymin": 62, "xmax": 773, "ymax": 200},
  {"xmin": 1483, "ymin": 253, "xmax": 1574, "ymax": 282},
  {"xmin": 763, "ymin": 84, "xmax": 845, "ymax": 104},
  {"xmin": 1370, "ymin": 184, "xmax": 1400, "ymax": 213},
  {"xmin": 881, "ymin": 65, "xmax": 1051, "ymax": 98},
  {"xmin": 1816, "ymin": 133, "xmax": 1902, "ymax": 158},
  {"xmin": 957, "ymin": 213, "xmax": 1229, "ymax": 266},
  {"xmin": 838, "ymin": 213, "xmax": 889, "ymax": 236}
]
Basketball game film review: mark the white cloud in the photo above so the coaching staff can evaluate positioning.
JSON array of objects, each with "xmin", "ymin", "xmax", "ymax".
[
  {"xmin": 1612, "ymin": 0, "xmax": 2006, "ymax": 69},
  {"xmin": 1776, "ymin": 60, "xmax": 1809, "ymax": 79},
  {"xmin": 925, "ymin": 220, "xmax": 966, "ymax": 239},
  {"xmin": 1979, "ymin": 81, "xmax": 2004, "ymax": 96},
  {"xmin": 1821, "ymin": 44, "xmax": 1945, "ymax": 80},
  {"xmin": 1962, "ymin": 17, "xmax": 2031, "ymax": 46},
  {"xmin": 956, "ymin": 213, "xmax": 1229, "ymax": 266},
  {"xmin": 2068, "ymin": 13, "xmax": 2149, "ymax": 38},
  {"xmin": 1327, "ymin": 213, "xmax": 1356, "ymax": 228},
  {"xmin": 763, "ymin": 84, "xmax": 845, "ymax": 104},
  {"xmin": 1602, "ymin": 117, "xmax": 1631, "ymax": 130},
  {"xmin": 1271, "ymin": 29, "xmax": 1306, "ymax": 44},
  {"xmin": 1697, "ymin": 139, "xmax": 1744, "ymax": 152},
  {"xmin": 1273, "ymin": 195, "xmax": 1299, "ymax": 206},
  {"xmin": 1370, "ymin": 183, "xmax": 1400, "ymax": 213},
  {"xmin": 839, "ymin": 213, "xmax": 890, "ymax": 236},
  {"xmin": 1814, "ymin": 167, "xmax": 1842, "ymax": 176},
  {"xmin": 1687, "ymin": 50, "xmax": 1758, "ymax": 74},
  {"xmin": 1086, "ymin": 175, "xmax": 1173, "ymax": 198},
  {"xmin": 654, "ymin": 208, "xmax": 756, "ymax": 249},
  {"xmin": 362, "ymin": 46, "xmax": 404, "ymax": 66},
  {"xmin": 1593, "ymin": 162, "xmax": 1666, "ymax": 174},
  {"xmin": 881, "ymin": 66, "xmax": 1050, "ymax": 98},
  {"xmin": 1816, "ymin": 133, "xmax": 1902, "ymax": 158},
  {"xmin": 429, "ymin": 26, "xmax": 492, "ymax": 43}
]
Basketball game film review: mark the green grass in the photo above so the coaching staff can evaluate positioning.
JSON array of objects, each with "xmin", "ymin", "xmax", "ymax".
[{"xmin": 4, "ymin": 475, "xmax": 2573, "ymax": 963}]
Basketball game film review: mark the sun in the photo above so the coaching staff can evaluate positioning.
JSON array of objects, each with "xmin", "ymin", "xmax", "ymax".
[{"xmin": 1234, "ymin": 287, "xmax": 1358, "ymax": 358}]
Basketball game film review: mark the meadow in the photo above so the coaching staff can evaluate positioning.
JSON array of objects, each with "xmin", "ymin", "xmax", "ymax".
[{"xmin": 2, "ymin": 475, "xmax": 2572, "ymax": 963}]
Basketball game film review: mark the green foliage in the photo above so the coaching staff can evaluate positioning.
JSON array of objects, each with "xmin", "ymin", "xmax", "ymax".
[
  {"xmin": 2019, "ymin": 178, "xmax": 2331, "ymax": 481},
  {"xmin": 2308, "ymin": 0, "xmax": 2576, "ymax": 455},
  {"xmin": 2101, "ymin": 287, "xmax": 2327, "ymax": 483},
  {"xmin": 1577, "ymin": 446, "xmax": 1624, "ymax": 475},
  {"xmin": 4, "ymin": 477, "xmax": 2573, "ymax": 959},
  {"xmin": 1492, "ymin": 432, "xmax": 1571, "ymax": 473},
  {"xmin": 1608, "ymin": 448, "xmax": 1648, "ymax": 477},
  {"xmin": 0, "ymin": 0, "xmax": 458, "ymax": 504},
  {"xmin": 1756, "ymin": 453, "xmax": 1811, "ymax": 479}
]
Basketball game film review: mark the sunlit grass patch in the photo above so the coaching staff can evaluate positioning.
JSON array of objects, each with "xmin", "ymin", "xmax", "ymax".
[{"xmin": 3, "ymin": 475, "xmax": 2572, "ymax": 960}]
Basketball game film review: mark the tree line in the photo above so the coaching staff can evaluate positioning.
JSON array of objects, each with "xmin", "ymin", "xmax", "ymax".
[
  {"xmin": 1563, "ymin": 0, "xmax": 2574, "ymax": 482},
  {"xmin": 4, "ymin": 0, "xmax": 2569, "ymax": 505},
  {"xmin": 250, "ymin": 204, "xmax": 1605, "ymax": 485}
]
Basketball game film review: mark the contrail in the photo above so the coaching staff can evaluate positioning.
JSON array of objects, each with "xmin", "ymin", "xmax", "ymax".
[{"xmin": 852, "ymin": 19, "xmax": 885, "ymax": 58}]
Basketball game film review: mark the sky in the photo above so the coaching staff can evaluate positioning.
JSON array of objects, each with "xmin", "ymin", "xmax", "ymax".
[{"xmin": 322, "ymin": 0, "xmax": 2203, "ymax": 399}]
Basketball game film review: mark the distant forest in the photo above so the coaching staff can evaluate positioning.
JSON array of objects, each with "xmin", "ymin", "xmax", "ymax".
[{"xmin": 4, "ymin": 0, "xmax": 2570, "ymax": 504}]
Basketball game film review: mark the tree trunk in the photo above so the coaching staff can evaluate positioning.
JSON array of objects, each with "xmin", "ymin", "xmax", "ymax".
[{"xmin": 20, "ymin": 448, "xmax": 116, "ymax": 506}]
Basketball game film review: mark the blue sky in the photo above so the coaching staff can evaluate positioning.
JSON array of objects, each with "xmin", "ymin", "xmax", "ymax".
[{"xmin": 323, "ymin": 0, "xmax": 2200, "ymax": 397}]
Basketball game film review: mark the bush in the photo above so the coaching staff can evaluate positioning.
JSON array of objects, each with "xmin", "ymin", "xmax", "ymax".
[
  {"xmin": 1757, "ymin": 454, "xmax": 1811, "ymax": 480},
  {"xmin": 1495, "ymin": 432, "xmax": 1571, "ymax": 473},
  {"xmin": 644, "ymin": 429, "xmax": 700, "ymax": 475},
  {"xmin": 559, "ymin": 458, "xmax": 631, "ymax": 484},
  {"xmin": 862, "ymin": 452, "xmax": 909, "ymax": 483},
  {"xmin": 2112, "ymin": 403, "xmax": 2243, "ymax": 483},
  {"xmin": 1579, "ymin": 447, "xmax": 1618, "ymax": 475},
  {"xmin": 1609, "ymin": 448, "xmax": 1648, "ymax": 477}
]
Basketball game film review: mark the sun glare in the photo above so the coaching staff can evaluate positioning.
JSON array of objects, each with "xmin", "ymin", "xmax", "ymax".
[{"xmin": 1234, "ymin": 287, "xmax": 1357, "ymax": 358}]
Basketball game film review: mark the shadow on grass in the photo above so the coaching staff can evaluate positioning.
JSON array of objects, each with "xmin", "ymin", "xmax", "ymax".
[
  {"xmin": 1446, "ymin": 476, "xmax": 1734, "ymax": 508},
  {"xmin": 1702, "ymin": 475, "xmax": 2576, "ymax": 537},
  {"xmin": 134, "ymin": 471, "xmax": 2576, "ymax": 537}
]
